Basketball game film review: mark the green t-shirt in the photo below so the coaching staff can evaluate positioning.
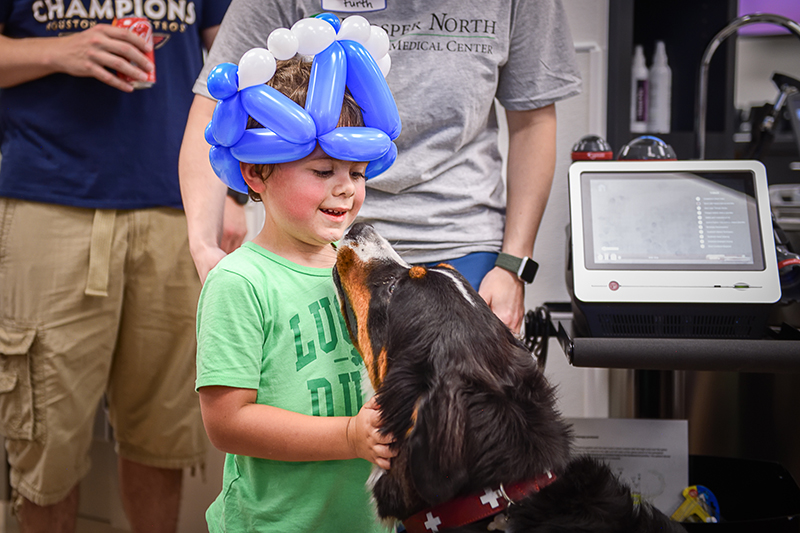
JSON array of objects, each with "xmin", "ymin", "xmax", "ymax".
[{"xmin": 196, "ymin": 242, "xmax": 385, "ymax": 533}]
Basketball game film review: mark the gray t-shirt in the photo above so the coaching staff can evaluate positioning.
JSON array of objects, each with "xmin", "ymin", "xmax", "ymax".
[{"xmin": 196, "ymin": 0, "xmax": 581, "ymax": 263}]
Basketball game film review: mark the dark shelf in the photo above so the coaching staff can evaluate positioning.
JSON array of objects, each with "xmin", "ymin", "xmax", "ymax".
[
  {"xmin": 556, "ymin": 321, "xmax": 800, "ymax": 373},
  {"xmin": 607, "ymin": 0, "xmax": 739, "ymax": 159}
]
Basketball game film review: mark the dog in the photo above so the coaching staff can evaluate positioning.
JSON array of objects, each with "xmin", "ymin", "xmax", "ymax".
[{"xmin": 333, "ymin": 223, "xmax": 685, "ymax": 532}]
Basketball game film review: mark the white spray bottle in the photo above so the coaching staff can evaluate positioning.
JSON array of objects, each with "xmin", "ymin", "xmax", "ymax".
[{"xmin": 648, "ymin": 41, "xmax": 672, "ymax": 133}]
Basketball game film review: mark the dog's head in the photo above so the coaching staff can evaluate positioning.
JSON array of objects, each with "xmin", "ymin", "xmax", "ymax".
[
  {"xmin": 334, "ymin": 223, "xmax": 571, "ymax": 513},
  {"xmin": 333, "ymin": 223, "xmax": 522, "ymax": 392}
]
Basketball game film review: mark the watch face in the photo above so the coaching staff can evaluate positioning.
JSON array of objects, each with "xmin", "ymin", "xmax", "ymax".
[{"xmin": 520, "ymin": 259, "xmax": 539, "ymax": 283}]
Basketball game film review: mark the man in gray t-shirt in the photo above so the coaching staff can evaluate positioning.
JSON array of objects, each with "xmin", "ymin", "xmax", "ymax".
[{"xmin": 179, "ymin": 0, "xmax": 581, "ymax": 333}]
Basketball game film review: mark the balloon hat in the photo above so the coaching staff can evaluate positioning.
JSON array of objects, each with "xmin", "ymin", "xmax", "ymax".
[{"xmin": 204, "ymin": 13, "xmax": 402, "ymax": 194}]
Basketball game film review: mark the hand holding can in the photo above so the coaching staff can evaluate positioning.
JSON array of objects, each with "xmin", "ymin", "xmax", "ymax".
[{"xmin": 112, "ymin": 17, "xmax": 156, "ymax": 89}]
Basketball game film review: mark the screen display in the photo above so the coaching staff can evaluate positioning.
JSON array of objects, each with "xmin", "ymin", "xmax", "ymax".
[{"xmin": 581, "ymin": 171, "xmax": 764, "ymax": 271}]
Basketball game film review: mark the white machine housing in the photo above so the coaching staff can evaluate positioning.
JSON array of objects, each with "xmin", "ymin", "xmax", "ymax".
[{"xmin": 569, "ymin": 160, "xmax": 781, "ymax": 305}]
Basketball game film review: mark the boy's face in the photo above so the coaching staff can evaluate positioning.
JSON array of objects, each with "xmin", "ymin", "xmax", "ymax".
[{"xmin": 262, "ymin": 144, "xmax": 367, "ymax": 250}]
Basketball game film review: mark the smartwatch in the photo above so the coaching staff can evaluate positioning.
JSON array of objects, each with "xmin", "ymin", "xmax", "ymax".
[
  {"xmin": 495, "ymin": 252, "xmax": 539, "ymax": 284},
  {"xmin": 227, "ymin": 188, "xmax": 249, "ymax": 205}
]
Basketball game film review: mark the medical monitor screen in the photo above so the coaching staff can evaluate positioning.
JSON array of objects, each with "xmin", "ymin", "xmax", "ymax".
[{"xmin": 581, "ymin": 171, "xmax": 764, "ymax": 271}]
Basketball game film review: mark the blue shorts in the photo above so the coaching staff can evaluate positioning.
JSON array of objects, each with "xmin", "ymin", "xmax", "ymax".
[{"xmin": 423, "ymin": 252, "xmax": 498, "ymax": 290}]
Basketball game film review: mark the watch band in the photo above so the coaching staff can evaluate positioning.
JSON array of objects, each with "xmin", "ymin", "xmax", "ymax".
[
  {"xmin": 227, "ymin": 188, "xmax": 249, "ymax": 205},
  {"xmin": 495, "ymin": 252, "xmax": 539, "ymax": 284}
]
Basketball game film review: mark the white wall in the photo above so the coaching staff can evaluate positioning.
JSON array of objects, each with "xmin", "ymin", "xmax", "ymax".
[
  {"xmin": 735, "ymin": 34, "xmax": 800, "ymax": 109},
  {"xmin": 511, "ymin": 0, "xmax": 611, "ymax": 418}
]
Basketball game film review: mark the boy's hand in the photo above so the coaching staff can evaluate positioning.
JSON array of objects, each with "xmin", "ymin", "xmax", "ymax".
[
  {"xmin": 347, "ymin": 397, "xmax": 396, "ymax": 469},
  {"xmin": 56, "ymin": 24, "xmax": 154, "ymax": 91}
]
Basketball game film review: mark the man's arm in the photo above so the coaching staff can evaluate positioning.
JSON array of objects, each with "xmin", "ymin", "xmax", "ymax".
[
  {"xmin": 179, "ymin": 94, "xmax": 229, "ymax": 282},
  {"xmin": 0, "ymin": 23, "xmax": 152, "ymax": 91},
  {"xmin": 200, "ymin": 23, "xmax": 249, "ymax": 254},
  {"xmin": 200, "ymin": 25, "xmax": 220, "ymax": 50},
  {"xmin": 195, "ymin": 25, "xmax": 249, "ymax": 259},
  {"xmin": 478, "ymin": 104, "xmax": 557, "ymax": 333}
]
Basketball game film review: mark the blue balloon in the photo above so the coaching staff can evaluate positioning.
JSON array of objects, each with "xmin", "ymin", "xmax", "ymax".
[
  {"xmin": 314, "ymin": 12, "xmax": 341, "ymax": 33},
  {"xmin": 207, "ymin": 63, "xmax": 239, "ymax": 100},
  {"xmin": 306, "ymin": 41, "xmax": 347, "ymax": 137},
  {"xmin": 365, "ymin": 141, "xmax": 397, "ymax": 179},
  {"xmin": 240, "ymin": 85, "xmax": 316, "ymax": 145},
  {"xmin": 340, "ymin": 40, "xmax": 401, "ymax": 140},
  {"xmin": 318, "ymin": 127, "xmax": 391, "ymax": 162},
  {"xmin": 209, "ymin": 145, "xmax": 248, "ymax": 193},
  {"xmin": 204, "ymin": 122, "xmax": 217, "ymax": 146},
  {"xmin": 211, "ymin": 93, "xmax": 248, "ymax": 147},
  {"xmin": 230, "ymin": 128, "xmax": 317, "ymax": 164}
]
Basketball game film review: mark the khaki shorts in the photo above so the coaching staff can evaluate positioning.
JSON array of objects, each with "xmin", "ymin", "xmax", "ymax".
[{"xmin": 0, "ymin": 198, "xmax": 205, "ymax": 506}]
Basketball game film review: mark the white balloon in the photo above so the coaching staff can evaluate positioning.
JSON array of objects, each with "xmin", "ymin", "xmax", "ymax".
[
  {"xmin": 364, "ymin": 25, "xmax": 390, "ymax": 60},
  {"xmin": 336, "ymin": 15, "xmax": 370, "ymax": 44},
  {"xmin": 291, "ymin": 18, "xmax": 336, "ymax": 56},
  {"xmin": 238, "ymin": 47, "xmax": 276, "ymax": 90},
  {"xmin": 377, "ymin": 53, "xmax": 391, "ymax": 77},
  {"xmin": 267, "ymin": 28, "xmax": 299, "ymax": 60}
]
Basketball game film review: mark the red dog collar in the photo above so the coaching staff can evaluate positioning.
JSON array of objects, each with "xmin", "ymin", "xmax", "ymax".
[{"xmin": 402, "ymin": 472, "xmax": 556, "ymax": 533}]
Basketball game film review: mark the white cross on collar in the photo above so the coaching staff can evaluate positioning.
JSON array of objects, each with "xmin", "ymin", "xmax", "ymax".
[
  {"xmin": 480, "ymin": 487, "xmax": 503, "ymax": 509},
  {"xmin": 424, "ymin": 512, "xmax": 442, "ymax": 532}
]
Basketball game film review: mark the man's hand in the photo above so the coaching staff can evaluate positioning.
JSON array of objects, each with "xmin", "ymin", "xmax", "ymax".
[
  {"xmin": 190, "ymin": 196, "xmax": 247, "ymax": 282},
  {"xmin": 56, "ymin": 24, "xmax": 154, "ymax": 91},
  {"xmin": 191, "ymin": 245, "xmax": 227, "ymax": 285},
  {"xmin": 221, "ymin": 195, "xmax": 248, "ymax": 253},
  {"xmin": 478, "ymin": 267, "xmax": 525, "ymax": 334}
]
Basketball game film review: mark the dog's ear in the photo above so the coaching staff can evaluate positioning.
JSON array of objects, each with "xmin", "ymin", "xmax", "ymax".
[{"xmin": 407, "ymin": 381, "xmax": 470, "ymax": 505}]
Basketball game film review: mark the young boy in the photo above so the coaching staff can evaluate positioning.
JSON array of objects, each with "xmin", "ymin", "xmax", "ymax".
[{"xmin": 195, "ymin": 58, "xmax": 395, "ymax": 532}]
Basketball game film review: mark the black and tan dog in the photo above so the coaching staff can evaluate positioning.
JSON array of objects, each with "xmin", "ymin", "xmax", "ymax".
[{"xmin": 333, "ymin": 223, "xmax": 685, "ymax": 533}]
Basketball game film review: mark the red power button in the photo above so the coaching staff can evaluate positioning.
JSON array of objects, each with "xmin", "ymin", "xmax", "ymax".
[{"xmin": 608, "ymin": 281, "xmax": 620, "ymax": 291}]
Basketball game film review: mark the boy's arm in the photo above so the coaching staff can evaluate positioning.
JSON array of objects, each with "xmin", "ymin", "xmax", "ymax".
[
  {"xmin": 199, "ymin": 386, "xmax": 395, "ymax": 469},
  {"xmin": 478, "ymin": 104, "xmax": 557, "ymax": 333},
  {"xmin": 179, "ymin": 94, "xmax": 231, "ymax": 283},
  {"xmin": 0, "ymin": 23, "xmax": 153, "ymax": 91}
]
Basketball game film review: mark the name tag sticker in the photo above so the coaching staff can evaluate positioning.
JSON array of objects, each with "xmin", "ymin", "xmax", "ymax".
[{"xmin": 321, "ymin": 0, "xmax": 386, "ymax": 13}]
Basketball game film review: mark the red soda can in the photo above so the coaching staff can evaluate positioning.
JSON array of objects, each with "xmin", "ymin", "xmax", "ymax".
[{"xmin": 112, "ymin": 16, "xmax": 156, "ymax": 89}]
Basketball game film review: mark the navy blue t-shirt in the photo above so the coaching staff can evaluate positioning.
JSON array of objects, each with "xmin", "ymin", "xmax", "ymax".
[{"xmin": 0, "ymin": 0, "xmax": 230, "ymax": 209}]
